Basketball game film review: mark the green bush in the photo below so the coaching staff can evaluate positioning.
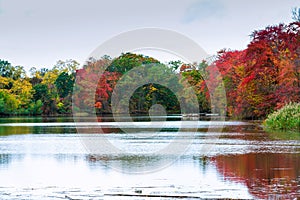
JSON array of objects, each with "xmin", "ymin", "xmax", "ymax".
[
  {"xmin": 28, "ymin": 100, "xmax": 43, "ymax": 115},
  {"xmin": 264, "ymin": 102, "xmax": 300, "ymax": 132},
  {"xmin": 0, "ymin": 90, "xmax": 19, "ymax": 114}
]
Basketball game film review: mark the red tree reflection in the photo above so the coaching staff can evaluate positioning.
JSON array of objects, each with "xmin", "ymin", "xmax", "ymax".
[{"xmin": 212, "ymin": 153, "xmax": 300, "ymax": 199}]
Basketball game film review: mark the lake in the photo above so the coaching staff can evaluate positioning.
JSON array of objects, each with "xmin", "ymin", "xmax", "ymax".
[{"xmin": 0, "ymin": 116, "xmax": 299, "ymax": 199}]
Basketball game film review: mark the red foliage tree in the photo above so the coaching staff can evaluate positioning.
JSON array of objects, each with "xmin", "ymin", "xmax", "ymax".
[{"xmin": 211, "ymin": 22, "xmax": 300, "ymax": 119}]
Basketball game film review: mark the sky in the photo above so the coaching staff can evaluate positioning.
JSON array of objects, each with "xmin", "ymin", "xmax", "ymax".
[{"xmin": 0, "ymin": 0, "xmax": 299, "ymax": 70}]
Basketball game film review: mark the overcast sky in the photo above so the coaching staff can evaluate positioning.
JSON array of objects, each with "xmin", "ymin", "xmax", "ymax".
[{"xmin": 0, "ymin": 0, "xmax": 299, "ymax": 70}]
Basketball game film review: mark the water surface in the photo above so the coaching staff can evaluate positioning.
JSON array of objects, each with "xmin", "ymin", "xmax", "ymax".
[{"xmin": 0, "ymin": 116, "xmax": 299, "ymax": 199}]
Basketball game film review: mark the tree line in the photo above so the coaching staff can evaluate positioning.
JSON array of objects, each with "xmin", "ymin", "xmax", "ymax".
[
  {"xmin": 0, "ymin": 59, "xmax": 78, "ymax": 115},
  {"xmin": 1, "ymin": 21, "xmax": 299, "ymax": 118}
]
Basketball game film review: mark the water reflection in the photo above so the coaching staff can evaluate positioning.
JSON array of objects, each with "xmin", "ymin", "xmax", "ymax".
[
  {"xmin": 212, "ymin": 153, "xmax": 300, "ymax": 199},
  {"xmin": 0, "ymin": 117, "xmax": 77, "ymax": 135},
  {"xmin": 0, "ymin": 125, "xmax": 32, "ymax": 135},
  {"xmin": 0, "ymin": 153, "xmax": 24, "ymax": 169},
  {"xmin": 53, "ymin": 154, "xmax": 82, "ymax": 164},
  {"xmin": 193, "ymin": 156, "xmax": 209, "ymax": 172},
  {"xmin": 0, "ymin": 154, "xmax": 11, "ymax": 165},
  {"xmin": 0, "ymin": 116, "xmax": 75, "ymax": 123},
  {"xmin": 86, "ymin": 154, "xmax": 180, "ymax": 173},
  {"xmin": 0, "ymin": 117, "xmax": 299, "ymax": 199},
  {"xmin": 0, "ymin": 125, "xmax": 77, "ymax": 135}
]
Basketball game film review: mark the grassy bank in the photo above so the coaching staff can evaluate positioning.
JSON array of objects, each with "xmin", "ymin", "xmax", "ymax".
[{"xmin": 264, "ymin": 102, "xmax": 300, "ymax": 133}]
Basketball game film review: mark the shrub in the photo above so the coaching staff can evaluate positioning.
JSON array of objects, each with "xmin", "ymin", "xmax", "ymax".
[
  {"xmin": 28, "ymin": 100, "xmax": 43, "ymax": 115},
  {"xmin": 0, "ymin": 90, "xmax": 19, "ymax": 114},
  {"xmin": 264, "ymin": 102, "xmax": 300, "ymax": 132}
]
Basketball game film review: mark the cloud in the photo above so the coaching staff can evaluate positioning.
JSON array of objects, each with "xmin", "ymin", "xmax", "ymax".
[{"xmin": 182, "ymin": 0, "xmax": 224, "ymax": 23}]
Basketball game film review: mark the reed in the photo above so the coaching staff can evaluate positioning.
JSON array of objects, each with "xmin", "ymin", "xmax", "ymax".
[{"xmin": 264, "ymin": 102, "xmax": 300, "ymax": 133}]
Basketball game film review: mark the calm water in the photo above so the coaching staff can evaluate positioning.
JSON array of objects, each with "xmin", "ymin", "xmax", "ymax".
[{"xmin": 0, "ymin": 116, "xmax": 299, "ymax": 199}]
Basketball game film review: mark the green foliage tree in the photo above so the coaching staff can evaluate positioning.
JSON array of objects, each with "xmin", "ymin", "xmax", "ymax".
[
  {"xmin": 168, "ymin": 60, "xmax": 182, "ymax": 72},
  {"xmin": 55, "ymin": 72, "xmax": 75, "ymax": 98},
  {"xmin": 33, "ymin": 84, "xmax": 49, "ymax": 102},
  {"xmin": 107, "ymin": 52, "xmax": 160, "ymax": 74},
  {"xmin": 0, "ymin": 90, "xmax": 19, "ymax": 114},
  {"xmin": 180, "ymin": 61, "xmax": 211, "ymax": 113},
  {"xmin": 0, "ymin": 60, "xmax": 25, "ymax": 80},
  {"xmin": 0, "ymin": 60, "xmax": 13, "ymax": 78},
  {"xmin": 0, "ymin": 17, "xmax": 298, "ymax": 119}
]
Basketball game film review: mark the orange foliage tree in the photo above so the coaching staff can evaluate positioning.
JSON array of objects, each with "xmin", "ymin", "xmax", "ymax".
[{"xmin": 212, "ymin": 22, "xmax": 300, "ymax": 119}]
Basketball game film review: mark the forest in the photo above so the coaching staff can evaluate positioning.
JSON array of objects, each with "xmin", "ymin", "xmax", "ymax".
[{"xmin": 0, "ymin": 21, "xmax": 299, "ymax": 120}]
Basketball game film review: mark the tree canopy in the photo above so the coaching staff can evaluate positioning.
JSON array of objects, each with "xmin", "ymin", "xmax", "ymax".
[{"xmin": 0, "ymin": 20, "xmax": 299, "ymax": 119}]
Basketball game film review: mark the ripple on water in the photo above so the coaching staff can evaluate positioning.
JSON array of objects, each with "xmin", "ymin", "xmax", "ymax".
[{"xmin": 0, "ymin": 118, "xmax": 298, "ymax": 199}]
